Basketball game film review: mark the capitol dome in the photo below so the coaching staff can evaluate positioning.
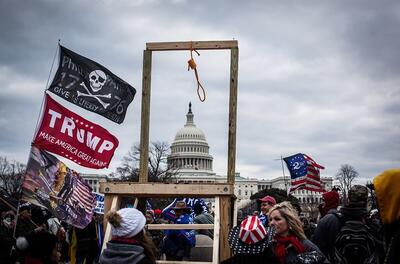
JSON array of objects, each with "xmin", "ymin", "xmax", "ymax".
[{"xmin": 168, "ymin": 103, "xmax": 214, "ymax": 175}]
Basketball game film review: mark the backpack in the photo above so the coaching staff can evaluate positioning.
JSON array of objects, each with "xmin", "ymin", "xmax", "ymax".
[{"xmin": 334, "ymin": 219, "xmax": 378, "ymax": 264}]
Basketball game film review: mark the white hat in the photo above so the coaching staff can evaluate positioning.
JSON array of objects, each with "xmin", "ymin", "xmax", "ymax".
[{"xmin": 109, "ymin": 208, "xmax": 146, "ymax": 238}]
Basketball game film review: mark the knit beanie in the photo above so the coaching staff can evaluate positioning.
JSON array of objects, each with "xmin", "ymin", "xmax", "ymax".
[
  {"xmin": 106, "ymin": 208, "xmax": 146, "ymax": 238},
  {"xmin": 348, "ymin": 185, "xmax": 368, "ymax": 207},
  {"xmin": 322, "ymin": 191, "xmax": 339, "ymax": 210}
]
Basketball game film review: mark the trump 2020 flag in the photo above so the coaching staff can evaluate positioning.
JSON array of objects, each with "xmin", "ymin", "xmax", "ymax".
[
  {"xmin": 33, "ymin": 94, "xmax": 119, "ymax": 169},
  {"xmin": 47, "ymin": 45, "xmax": 136, "ymax": 124},
  {"xmin": 283, "ymin": 153, "xmax": 325, "ymax": 192},
  {"xmin": 22, "ymin": 146, "xmax": 95, "ymax": 228}
]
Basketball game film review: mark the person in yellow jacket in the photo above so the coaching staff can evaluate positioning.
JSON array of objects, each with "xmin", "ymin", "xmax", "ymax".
[{"xmin": 373, "ymin": 169, "xmax": 400, "ymax": 263}]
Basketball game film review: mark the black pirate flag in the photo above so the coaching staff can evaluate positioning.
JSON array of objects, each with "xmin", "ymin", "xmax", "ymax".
[{"xmin": 47, "ymin": 45, "xmax": 136, "ymax": 124}]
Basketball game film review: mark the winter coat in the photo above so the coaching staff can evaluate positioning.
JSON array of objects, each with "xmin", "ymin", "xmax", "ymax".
[
  {"xmin": 0, "ymin": 225, "xmax": 15, "ymax": 264},
  {"xmin": 162, "ymin": 214, "xmax": 196, "ymax": 260},
  {"xmin": 312, "ymin": 208, "xmax": 340, "ymax": 261},
  {"xmin": 99, "ymin": 240, "xmax": 152, "ymax": 264},
  {"xmin": 15, "ymin": 218, "xmax": 36, "ymax": 237},
  {"xmin": 285, "ymin": 239, "xmax": 325, "ymax": 264},
  {"xmin": 373, "ymin": 169, "xmax": 400, "ymax": 263}
]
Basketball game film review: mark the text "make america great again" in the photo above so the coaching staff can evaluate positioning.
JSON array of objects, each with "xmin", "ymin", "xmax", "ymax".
[{"xmin": 33, "ymin": 95, "xmax": 119, "ymax": 169}]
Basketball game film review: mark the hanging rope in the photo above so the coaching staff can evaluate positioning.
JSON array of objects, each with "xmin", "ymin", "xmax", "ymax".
[{"xmin": 187, "ymin": 42, "xmax": 206, "ymax": 102}]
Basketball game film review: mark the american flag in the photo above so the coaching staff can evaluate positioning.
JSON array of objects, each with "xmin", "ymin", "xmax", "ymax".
[
  {"xmin": 68, "ymin": 175, "xmax": 96, "ymax": 214},
  {"xmin": 283, "ymin": 153, "xmax": 325, "ymax": 193}
]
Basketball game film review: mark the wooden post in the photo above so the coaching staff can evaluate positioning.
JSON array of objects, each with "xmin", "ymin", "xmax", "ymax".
[
  {"xmin": 212, "ymin": 197, "xmax": 221, "ymax": 264},
  {"xmin": 227, "ymin": 47, "xmax": 238, "ymax": 185},
  {"xmin": 101, "ymin": 195, "xmax": 120, "ymax": 252},
  {"xmin": 219, "ymin": 196, "xmax": 232, "ymax": 262},
  {"xmin": 139, "ymin": 50, "xmax": 152, "ymax": 183}
]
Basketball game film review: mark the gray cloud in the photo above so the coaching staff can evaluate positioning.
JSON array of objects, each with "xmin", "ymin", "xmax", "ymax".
[{"xmin": 0, "ymin": 0, "xmax": 398, "ymax": 182}]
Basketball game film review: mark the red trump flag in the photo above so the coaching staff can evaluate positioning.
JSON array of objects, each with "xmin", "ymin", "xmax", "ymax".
[{"xmin": 33, "ymin": 94, "xmax": 119, "ymax": 168}]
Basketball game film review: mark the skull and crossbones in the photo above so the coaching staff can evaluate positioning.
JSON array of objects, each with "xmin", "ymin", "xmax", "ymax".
[{"xmin": 77, "ymin": 70, "xmax": 111, "ymax": 109}]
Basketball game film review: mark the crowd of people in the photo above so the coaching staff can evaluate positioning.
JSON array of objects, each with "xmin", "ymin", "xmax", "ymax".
[
  {"xmin": 0, "ymin": 203, "xmax": 101, "ymax": 264},
  {"xmin": 222, "ymin": 169, "xmax": 400, "ymax": 264},
  {"xmin": 0, "ymin": 168, "xmax": 399, "ymax": 263}
]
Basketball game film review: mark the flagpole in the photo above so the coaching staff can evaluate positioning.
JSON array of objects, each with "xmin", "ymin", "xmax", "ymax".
[
  {"xmin": 45, "ymin": 39, "xmax": 60, "ymax": 90},
  {"xmin": 280, "ymin": 155, "xmax": 288, "ymax": 194},
  {"xmin": 14, "ymin": 40, "xmax": 61, "ymax": 244},
  {"xmin": 34, "ymin": 40, "xmax": 60, "ymax": 136}
]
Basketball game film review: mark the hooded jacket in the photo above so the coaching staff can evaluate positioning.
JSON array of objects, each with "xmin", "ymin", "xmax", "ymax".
[
  {"xmin": 373, "ymin": 169, "xmax": 400, "ymax": 263},
  {"xmin": 373, "ymin": 169, "xmax": 400, "ymax": 224}
]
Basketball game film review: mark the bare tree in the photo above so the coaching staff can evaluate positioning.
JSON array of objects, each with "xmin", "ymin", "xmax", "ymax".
[
  {"xmin": 335, "ymin": 164, "xmax": 359, "ymax": 204},
  {"xmin": 112, "ymin": 141, "xmax": 178, "ymax": 182},
  {"xmin": 0, "ymin": 156, "xmax": 26, "ymax": 198}
]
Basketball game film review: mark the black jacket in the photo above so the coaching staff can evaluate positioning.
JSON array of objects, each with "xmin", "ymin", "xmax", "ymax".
[{"xmin": 312, "ymin": 208, "xmax": 340, "ymax": 261}]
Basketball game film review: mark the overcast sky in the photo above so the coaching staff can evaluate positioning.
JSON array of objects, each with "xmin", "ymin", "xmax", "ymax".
[{"xmin": 0, "ymin": 0, "xmax": 399, "ymax": 183}]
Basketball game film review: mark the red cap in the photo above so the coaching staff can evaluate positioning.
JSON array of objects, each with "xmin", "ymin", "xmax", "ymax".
[
  {"xmin": 154, "ymin": 209, "xmax": 162, "ymax": 215},
  {"xmin": 258, "ymin": 196, "xmax": 276, "ymax": 205}
]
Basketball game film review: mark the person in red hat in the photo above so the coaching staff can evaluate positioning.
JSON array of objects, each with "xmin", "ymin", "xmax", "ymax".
[
  {"xmin": 311, "ymin": 190, "xmax": 340, "ymax": 262},
  {"xmin": 258, "ymin": 196, "xmax": 276, "ymax": 227}
]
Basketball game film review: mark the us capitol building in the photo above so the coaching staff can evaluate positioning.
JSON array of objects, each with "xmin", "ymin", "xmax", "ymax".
[{"xmin": 166, "ymin": 103, "xmax": 333, "ymax": 209}]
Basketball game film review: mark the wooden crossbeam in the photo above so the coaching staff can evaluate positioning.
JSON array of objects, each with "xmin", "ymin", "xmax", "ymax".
[
  {"xmin": 147, "ymin": 40, "xmax": 238, "ymax": 51},
  {"xmin": 147, "ymin": 224, "xmax": 214, "ymax": 230},
  {"xmin": 157, "ymin": 261, "xmax": 211, "ymax": 264},
  {"xmin": 100, "ymin": 183, "xmax": 233, "ymax": 197}
]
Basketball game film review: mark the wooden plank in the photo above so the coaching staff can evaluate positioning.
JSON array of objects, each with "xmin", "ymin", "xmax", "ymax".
[
  {"xmin": 100, "ymin": 183, "xmax": 233, "ymax": 197},
  {"xmin": 139, "ymin": 50, "xmax": 152, "ymax": 183},
  {"xmin": 212, "ymin": 197, "xmax": 220, "ymax": 264},
  {"xmin": 101, "ymin": 195, "xmax": 120, "ymax": 252},
  {"xmin": 147, "ymin": 224, "xmax": 214, "ymax": 230},
  {"xmin": 219, "ymin": 196, "xmax": 232, "ymax": 262},
  {"xmin": 227, "ymin": 47, "xmax": 239, "ymax": 184},
  {"xmin": 102, "ymin": 194, "xmax": 112, "ymax": 234},
  {"xmin": 157, "ymin": 261, "xmax": 211, "ymax": 264},
  {"xmin": 147, "ymin": 40, "xmax": 238, "ymax": 51},
  {"xmin": 233, "ymin": 198, "xmax": 238, "ymax": 227}
]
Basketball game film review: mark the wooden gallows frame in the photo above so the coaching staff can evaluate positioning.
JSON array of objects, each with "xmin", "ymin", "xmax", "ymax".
[{"xmin": 100, "ymin": 40, "xmax": 239, "ymax": 263}]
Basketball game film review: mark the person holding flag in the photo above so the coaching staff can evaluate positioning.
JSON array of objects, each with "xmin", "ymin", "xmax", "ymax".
[{"xmin": 162, "ymin": 201, "xmax": 196, "ymax": 261}]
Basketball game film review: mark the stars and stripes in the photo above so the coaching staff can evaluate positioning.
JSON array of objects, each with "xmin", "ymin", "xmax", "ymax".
[
  {"xmin": 239, "ymin": 216, "xmax": 267, "ymax": 244},
  {"xmin": 67, "ymin": 176, "xmax": 96, "ymax": 214},
  {"xmin": 283, "ymin": 153, "xmax": 325, "ymax": 193}
]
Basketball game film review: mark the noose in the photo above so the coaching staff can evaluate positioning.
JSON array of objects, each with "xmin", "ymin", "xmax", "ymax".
[{"xmin": 187, "ymin": 42, "xmax": 206, "ymax": 102}]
